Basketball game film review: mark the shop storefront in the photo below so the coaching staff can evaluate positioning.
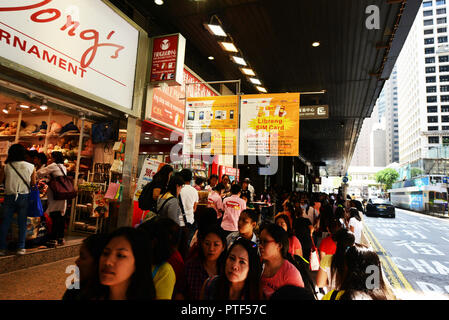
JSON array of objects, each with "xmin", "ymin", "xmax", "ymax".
[{"xmin": 0, "ymin": 0, "xmax": 149, "ymax": 247}]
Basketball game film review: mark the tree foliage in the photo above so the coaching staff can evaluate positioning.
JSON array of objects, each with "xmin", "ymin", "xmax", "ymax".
[{"xmin": 375, "ymin": 168, "xmax": 399, "ymax": 191}]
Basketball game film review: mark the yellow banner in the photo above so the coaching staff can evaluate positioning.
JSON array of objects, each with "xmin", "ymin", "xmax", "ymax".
[
  {"xmin": 239, "ymin": 93, "xmax": 300, "ymax": 156},
  {"xmin": 184, "ymin": 95, "xmax": 239, "ymax": 155}
]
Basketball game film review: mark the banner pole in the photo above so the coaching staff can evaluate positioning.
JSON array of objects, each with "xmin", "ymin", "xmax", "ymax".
[{"xmin": 235, "ymin": 80, "xmax": 241, "ymax": 181}]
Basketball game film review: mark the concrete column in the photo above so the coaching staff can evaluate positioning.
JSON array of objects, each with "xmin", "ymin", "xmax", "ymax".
[{"xmin": 117, "ymin": 116, "xmax": 142, "ymax": 228}]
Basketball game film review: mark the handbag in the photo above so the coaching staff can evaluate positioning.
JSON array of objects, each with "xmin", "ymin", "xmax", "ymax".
[
  {"xmin": 110, "ymin": 159, "xmax": 123, "ymax": 173},
  {"xmin": 309, "ymin": 235, "xmax": 320, "ymax": 271},
  {"xmin": 9, "ymin": 164, "xmax": 43, "ymax": 217},
  {"xmin": 48, "ymin": 164, "xmax": 77, "ymax": 200}
]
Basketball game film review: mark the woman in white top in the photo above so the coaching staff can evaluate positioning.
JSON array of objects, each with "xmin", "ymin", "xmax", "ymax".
[
  {"xmin": 37, "ymin": 151, "xmax": 67, "ymax": 246},
  {"xmin": 0, "ymin": 144, "xmax": 36, "ymax": 255},
  {"xmin": 347, "ymin": 208, "xmax": 363, "ymax": 244}
]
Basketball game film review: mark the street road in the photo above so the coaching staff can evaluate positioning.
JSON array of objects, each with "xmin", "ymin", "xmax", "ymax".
[{"xmin": 363, "ymin": 208, "xmax": 449, "ymax": 300}]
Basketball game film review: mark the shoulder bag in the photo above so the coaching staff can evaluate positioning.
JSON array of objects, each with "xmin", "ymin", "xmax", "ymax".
[{"xmin": 48, "ymin": 164, "xmax": 77, "ymax": 200}]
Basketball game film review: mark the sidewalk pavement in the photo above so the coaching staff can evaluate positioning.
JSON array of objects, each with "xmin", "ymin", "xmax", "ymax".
[{"xmin": 0, "ymin": 257, "xmax": 76, "ymax": 300}]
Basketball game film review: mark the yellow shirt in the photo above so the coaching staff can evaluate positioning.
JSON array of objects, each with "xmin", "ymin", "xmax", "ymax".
[{"xmin": 152, "ymin": 262, "xmax": 176, "ymax": 300}]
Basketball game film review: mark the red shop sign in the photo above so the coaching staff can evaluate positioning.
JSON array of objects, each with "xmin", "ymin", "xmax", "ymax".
[{"xmin": 150, "ymin": 33, "xmax": 185, "ymax": 86}]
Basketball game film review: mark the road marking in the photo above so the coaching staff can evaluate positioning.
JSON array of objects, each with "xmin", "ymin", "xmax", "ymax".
[
  {"xmin": 442, "ymin": 237, "xmax": 449, "ymax": 244},
  {"xmin": 364, "ymin": 224, "xmax": 415, "ymax": 292},
  {"xmin": 363, "ymin": 228, "xmax": 402, "ymax": 290}
]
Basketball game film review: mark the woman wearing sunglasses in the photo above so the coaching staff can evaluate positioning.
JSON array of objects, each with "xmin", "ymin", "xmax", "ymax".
[{"xmin": 259, "ymin": 223, "xmax": 304, "ymax": 299}]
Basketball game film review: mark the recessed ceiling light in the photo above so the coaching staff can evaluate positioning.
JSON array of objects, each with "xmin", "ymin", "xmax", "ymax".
[
  {"xmin": 232, "ymin": 56, "xmax": 247, "ymax": 66},
  {"xmin": 241, "ymin": 68, "xmax": 255, "ymax": 76},
  {"xmin": 219, "ymin": 42, "xmax": 238, "ymax": 52},
  {"xmin": 250, "ymin": 78, "xmax": 261, "ymax": 85},
  {"xmin": 145, "ymin": 132, "xmax": 152, "ymax": 135},
  {"xmin": 19, "ymin": 104, "xmax": 29, "ymax": 109},
  {"xmin": 208, "ymin": 56, "xmax": 215, "ymax": 60},
  {"xmin": 2, "ymin": 107, "xmax": 9, "ymax": 114},
  {"xmin": 159, "ymin": 152, "xmax": 164, "ymax": 154},
  {"xmin": 205, "ymin": 24, "xmax": 227, "ymax": 37},
  {"xmin": 142, "ymin": 152, "xmax": 147, "ymax": 154},
  {"xmin": 256, "ymin": 86, "xmax": 267, "ymax": 93},
  {"xmin": 144, "ymin": 137, "xmax": 150, "ymax": 140},
  {"xmin": 154, "ymin": 0, "xmax": 164, "ymax": 5},
  {"xmin": 312, "ymin": 41, "xmax": 320, "ymax": 47},
  {"xmin": 154, "ymin": 139, "xmax": 160, "ymax": 143},
  {"xmin": 162, "ymin": 137, "xmax": 169, "ymax": 140}
]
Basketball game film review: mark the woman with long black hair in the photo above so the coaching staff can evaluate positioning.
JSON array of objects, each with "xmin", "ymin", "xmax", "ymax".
[
  {"xmin": 200, "ymin": 237, "xmax": 263, "ymax": 300},
  {"xmin": 259, "ymin": 223, "xmax": 304, "ymax": 299},
  {"xmin": 88, "ymin": 227, "xmax": 156, "ymax": 300},
  {"xmin": 0, "ymin": 144, "xmax": 36, "ymax": 255}
]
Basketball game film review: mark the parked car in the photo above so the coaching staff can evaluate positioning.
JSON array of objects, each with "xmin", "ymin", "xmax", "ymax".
[{"xmin": 366, "ymin": 198, "xmax": 395, "ymax": 218}]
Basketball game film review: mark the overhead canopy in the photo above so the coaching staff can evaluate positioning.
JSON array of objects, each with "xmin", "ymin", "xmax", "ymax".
[{"xmin": 114, "ymin": 0, "xmax": 422, "ymax": 176}]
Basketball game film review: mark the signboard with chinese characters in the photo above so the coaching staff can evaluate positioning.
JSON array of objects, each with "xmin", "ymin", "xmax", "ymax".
[
  {"xmin": 150, "ymin": 33, "xmax": 185, "ymax": 86},
  {"xmin": 300, "ymin": 105, "xmax": 329, "ymax": 120},
  {"xmin": 239, "ymin": 93, "xmax": 300, "ymax": 156},
  {"xmin": 183, "ymin": 95, "xmax": 239, "ymax": 155},
  {"xmin": 0, "ymin": 0, "xmax": 141, "ymax": 110}
]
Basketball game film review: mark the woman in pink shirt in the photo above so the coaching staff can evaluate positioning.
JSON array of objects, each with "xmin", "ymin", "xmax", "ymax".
[{"xmin": 259, "ymin": 223, "xmax": 304, "ymax": 299}]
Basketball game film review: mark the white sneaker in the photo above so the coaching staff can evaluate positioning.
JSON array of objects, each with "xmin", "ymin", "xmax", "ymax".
[
  {"xmin": 0, "ymin": 249, "xmax": 7, "ymax": 256},
  {"xmin": 16, "ymin": 249, "xmax": 26, "ymax": 255}
]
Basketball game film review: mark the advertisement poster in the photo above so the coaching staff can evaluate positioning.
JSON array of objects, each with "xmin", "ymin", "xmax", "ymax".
[
  {"xmin": 133, "ymin": 158, "xmax": 165, "ymax": 202},
  {"xmin": 149, "ymin": 68, "xmax": 218, "ymax": 132},
  {"xmin": 239, "ymin": 93, "xmax": 300, "ymax": 156},
  {"xmin": 183, "ymin": 95, "xmax": 239, "ymax": 155},
  {"xmin": 150, "ymin": 34, "xmax": 185, "ymax": 85}
]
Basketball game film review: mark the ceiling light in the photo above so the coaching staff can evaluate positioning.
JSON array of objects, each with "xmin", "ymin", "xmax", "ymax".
[
  {"xmin": 208, "ymin": 56, "xmax": 215, "ymax": 60},
  {"xmin": 30, "ymin": 107, "xmax": 38, "ymax": 112},
  {"xmin": 144, "ymin": 132, "xmax": 152, "ymax": 135},
  {"xmin": 219, "ymin": 42, "xmax": 238, "ymax": 52},
  {"xmin": 154, "ymin": 139, "xmax": 160, "ymax": 143},
  {"xmin": 312, "ymin": 41, "xmax": 321, "ymax": 47},
  {"xmin": 232, "ymin": 56, "xmax": 247, "ymax": 66},
  {"xmin": 241, "ymin": 68, "xmax": 255, "ymax": 76},
  {"xmin": 256, "ymin": 86, "xmax": 267, "ymax": 93},
  {"xmin": 142, "ymin": 152, "xmax": 147, "ymax": 154},
  {"xmin": 204, "ymin": 24, "xmax": 227, "ymax": 37},
  {"xmin": 159, "ymin": 152, "xmax": 164, "ymax": 154},
  {"xmin": 144, "ymin": 137, "xmax": 150, "ymax": 140},
  {"xmin": 40, "ymin": 98, "xmax": 48, "ymax": 110},
  {"xmin": 19, "ymin": 104, "xmax": 29, "ymax": 109},
  {"xmin": 163, "ymin": 137, "xmax": 169, "ymax": 140},
  {"xmin": 154, "ymin": 0, "xmax": 164, "ymax": 5},
  {"xmin": 2, "ymin": 107, "xmax": 9, "ymax": 114},
  {"xmin": 250, "ymin": 78, "xmax": 262, "ymax": 85}
]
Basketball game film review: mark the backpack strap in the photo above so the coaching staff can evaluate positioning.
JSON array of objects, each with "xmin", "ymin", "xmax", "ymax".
[
  {"xmin": 152, "ymin": 264, "xmax": 162, "ymax": 278},
  {"xmin": 178, "ymin": 194, "xmax": 188, "ymax": 225},
  {"xmin": 157, "ymin": 193, "xmax": 174, "ymax": 215},
  {"xmin": 9, "ymin": 163, "xmax": 30, "ymax": 192}
]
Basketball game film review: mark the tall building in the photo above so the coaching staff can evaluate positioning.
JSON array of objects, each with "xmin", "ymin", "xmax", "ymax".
[
  {"xmin": 396, "ymin": 0, "xmax": 449, "ymax": 165},
  {"xmin": 350, "ymin": 105, "xmax": 376, "ymax": 167},
  {"xmin": 383, "ymin": 66, "xmax": 400, "ymax": 164}
]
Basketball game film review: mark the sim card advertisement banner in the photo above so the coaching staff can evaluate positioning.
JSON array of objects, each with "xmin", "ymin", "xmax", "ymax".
[
  {"xmin": 183, "ymin": 95, "xmax": 239, "ymax": 155},
  {"xmin": 239, "ymin": 93, "xmax": 300, "ymax": 157}
]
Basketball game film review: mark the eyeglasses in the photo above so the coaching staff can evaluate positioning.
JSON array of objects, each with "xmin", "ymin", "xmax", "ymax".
[{"xmin": 257, "ymin": 239, "xmax": 276, "ymax": 246}]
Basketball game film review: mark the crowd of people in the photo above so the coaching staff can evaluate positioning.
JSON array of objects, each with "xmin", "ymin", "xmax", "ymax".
[{"xmin": 58, "ymin": 165, "xmax": 395, "ymax": 300}]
